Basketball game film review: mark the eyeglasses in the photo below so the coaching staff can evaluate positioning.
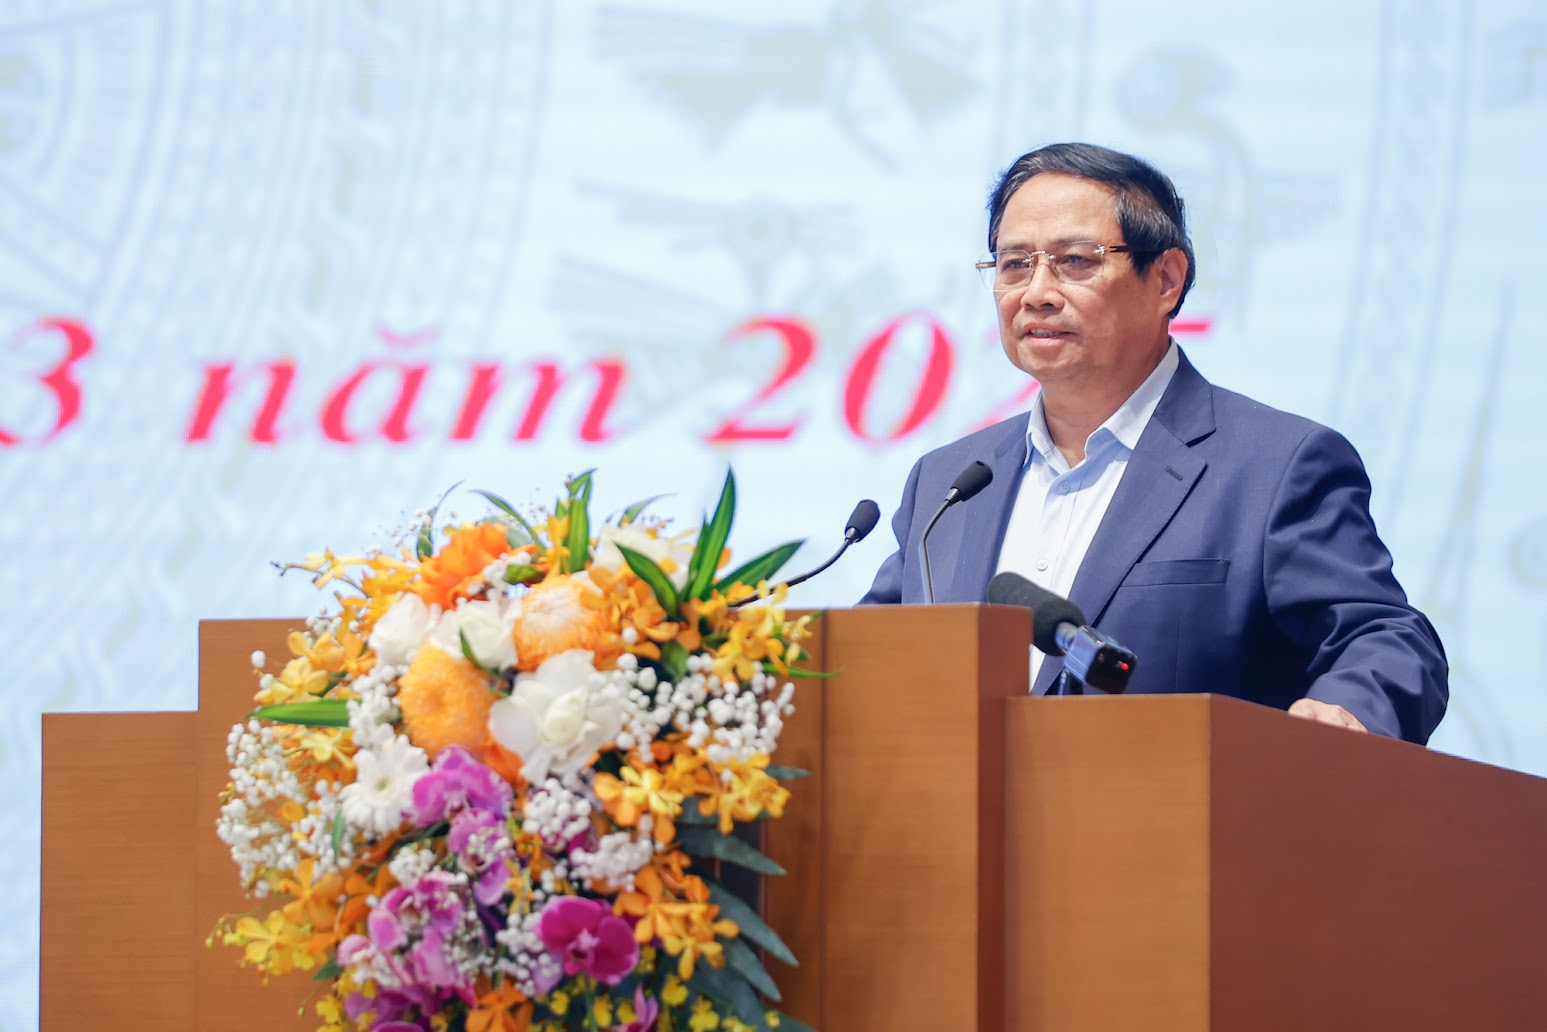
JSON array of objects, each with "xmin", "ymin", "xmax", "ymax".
[{"xmin": 975, "ymin": 242, "xmax": 1148, "ymax": 292}]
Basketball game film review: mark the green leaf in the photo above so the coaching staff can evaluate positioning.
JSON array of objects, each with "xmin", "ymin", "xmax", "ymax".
[
  {"xmin": 762, "ymin": 664, "xmax": 837, "ymax": 680},
  {"xmin": 503, "ymin": 564, "xmax": 543, "ymax": 585},
  {"xmin": 617, "ymin": 544, "xmax": 680, "ymax": 616},
  {"xmin": 691, "ymin": 962, "xmax": 769, "ymax": 1030},
  {"xmin": 474, "ymin": 489, "xmax": 542, "ymax": 547},
  {"xmin": 620, "ymin": 494, "xmax": 671, "ymax": 524},
  {"xmin": 716, "ymin": 539, "xmax": 804, "ymax": 593},
  {"xmin": 763, "ymin": 765, "xmax": 811, "ymax": 781},
  {"xmin": 771, "ymin": 1013, "xmax": 817, "ymax": 1032},
  {"xmin": 706, "ymin": 879, "xmax": 797, "ymax": 967},
  {"xmin": 330, "ymin": 810, "xmax": 347, "ymax": 855},
  {"xmin": 686, "ymin": 469, "xmax": 736, "ymax": 601},
  {"xmin": 313, "ymin": 957, "xmax": 343, "ymax": 983},
  {"xmin": 659, "ymin": 639, "xmax": 690, "ymax": 682},
  {"xmin": 418, "ymin": 482, "xmax": 462, "ymax": 560},
  {"xmin": 724, "ymin": 936, "xmax": 782, "ymax": 1002},
  {"xmin": 678, "ymin": 828, "xmax": 786, "ymax": 876},
  {"xmin": 246, "ymin": 699, "xmax": 351, "ymax": 727},
  {"xmin": 563, "ymin": 471, "xmax": 594, "ymax": 573}
]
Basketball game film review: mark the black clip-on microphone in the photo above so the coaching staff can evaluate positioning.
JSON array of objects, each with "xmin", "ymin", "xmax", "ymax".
[
  {"xmin": 729, "ymin": 499, "xmax": 881, "ymax": 608},
  {"xmin": 919, "ymin": 461, "xmax": 994, "ymax": 603}
]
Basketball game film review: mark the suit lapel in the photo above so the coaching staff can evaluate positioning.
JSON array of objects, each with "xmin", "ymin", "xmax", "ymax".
[
  {"xmin": 935, "ymin": 415, "xmax": 1030, "ymax": 602},
  {"xmin": 1032, "ymin": 350, "xmax": 1216, "ymax": 695}
]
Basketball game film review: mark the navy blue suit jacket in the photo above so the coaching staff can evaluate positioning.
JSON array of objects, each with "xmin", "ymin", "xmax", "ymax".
[{"xmin": 860, "ymin": 351, "xmax": 1448, "ymax": 744}]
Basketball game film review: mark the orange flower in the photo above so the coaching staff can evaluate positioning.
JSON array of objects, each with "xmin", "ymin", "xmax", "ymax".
[
  {"xmin": 412, "ymin": 523, "xmax": 513, "ymax": 610},
  {"xmin": 476, "ymin": 732, "xmax": 529, "ymax": 794},
  {"xmin": 303, "ymin": 627, "xmax": 373, "ymax": 679},
  {"xmin": 509, "ymin": 576, "xmax": 610, "ymax": 671},
  {"xmin": 595, "ymin": 765, "xmax": 684, "ymax": 843},
  {"xmin": 338, "ymin": 556, "xmax": 418, "ymax": 636},
  {"xmin": 396, "ymin": 645, "xmax": 497, "ymax": 757},
  {"xmin": 615, "ymin": 865, "xmax": 738, "ymax": 979},
  {"xmin": 468, "ymin": 982, "xmax": 532, "ymax": 1032},
  {"xmin": 586, "ymin": 565, "xmax": 683, "ymax": 664},
  {"xmin": 696, "ymin": 754, "xmax": 790, "ymax": 834}
]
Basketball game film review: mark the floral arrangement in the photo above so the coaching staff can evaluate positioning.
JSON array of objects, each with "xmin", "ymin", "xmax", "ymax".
[{"xmin": 213, "ymin": 471, "xmax": 817, "ymax": 1032}]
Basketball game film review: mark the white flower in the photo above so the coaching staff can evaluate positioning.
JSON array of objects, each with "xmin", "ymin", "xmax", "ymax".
[
  {"xmin": 339, "ymin": 735, "xmax": 429, "ymax": 836},
  {"xmin": 368, "ymin": 594, "xmax": 439, "ymax": 668},
  {"xmin": 592, "ymin": 523, "xmax": 694, "ymax": 590},
  {"xmin": 488, "ymin": 650, "xmax": 624, "ymax": 783},
  {"xmin": 430, "ymin": 597, "xmax": 518, "ymax": 670}
]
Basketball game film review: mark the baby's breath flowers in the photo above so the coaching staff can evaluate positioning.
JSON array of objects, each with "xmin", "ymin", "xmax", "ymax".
[{"xmin": 214, "ymin": 471, "xmax": 816, "ymax": 1032}]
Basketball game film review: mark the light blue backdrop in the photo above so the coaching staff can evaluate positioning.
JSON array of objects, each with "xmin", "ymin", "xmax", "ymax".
[{"xmin": 4, "ymin": 1, "xmax": 1545, "ymax": 1028}]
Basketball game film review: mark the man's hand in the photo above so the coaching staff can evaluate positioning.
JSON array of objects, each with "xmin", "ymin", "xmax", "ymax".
[{"xmin": 1288, "ymin": 698, "xmax": 1368, "ymax": 733}]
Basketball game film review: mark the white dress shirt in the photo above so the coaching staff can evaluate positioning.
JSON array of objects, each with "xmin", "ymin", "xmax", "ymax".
[{"xmin": 995, "ymin": 341, "xmax": 1180, "ymax": 687}]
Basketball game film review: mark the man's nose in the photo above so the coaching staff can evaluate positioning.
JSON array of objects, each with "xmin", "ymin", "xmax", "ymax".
[{"xmin": 1020, "ymin": 259, "xmax": 1062, "ymax": 307}]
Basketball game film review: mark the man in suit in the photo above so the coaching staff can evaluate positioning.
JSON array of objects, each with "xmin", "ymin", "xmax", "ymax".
[{"xmin": 861, "ymin": 143, "xmax": 1447, "ymax": 744}]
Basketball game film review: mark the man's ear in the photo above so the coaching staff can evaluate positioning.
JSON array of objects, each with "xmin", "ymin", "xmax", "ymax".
[{"xmin": 1154, "ymin": 248, "xmax": 1188, "ymax": 316}]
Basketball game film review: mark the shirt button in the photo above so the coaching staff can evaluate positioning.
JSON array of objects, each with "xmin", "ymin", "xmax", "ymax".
[
  {"xmin": 1057, "ymin": 482, "xmax": 1071, "ymax": 494},
  {"xmin": 1035, "ymin": 559, "xmax": 1049, "ymax": 571}
]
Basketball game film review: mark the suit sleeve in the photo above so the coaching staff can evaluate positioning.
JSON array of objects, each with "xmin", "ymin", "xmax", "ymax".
[
  {"xmin": 857, "ymin": 456, "xmax": 925, "ymax": 605},
  {"xmin": 1263, "ymin": 427, "xmax": 1449, "ymax": 743}
]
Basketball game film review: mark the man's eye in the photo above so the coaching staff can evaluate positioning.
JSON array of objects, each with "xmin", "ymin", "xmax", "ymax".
[
  {"xmin": 1057, "ymin": 254, "xmax": 1094, "ymax": 268},
  {"xmin": 1000, "ymin": 258, "xmax": 1030, "ymax": 272}
]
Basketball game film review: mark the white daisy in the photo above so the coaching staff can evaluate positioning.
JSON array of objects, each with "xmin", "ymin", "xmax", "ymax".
[{"xmin": 339, "ymin": 734, "xmax": 429, "ymax": 836}]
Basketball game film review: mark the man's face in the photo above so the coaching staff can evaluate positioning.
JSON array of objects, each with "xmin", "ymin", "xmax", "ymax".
[{"xmin": 993, "ymin": 173, "xmax": 1176, "ymax": 394}]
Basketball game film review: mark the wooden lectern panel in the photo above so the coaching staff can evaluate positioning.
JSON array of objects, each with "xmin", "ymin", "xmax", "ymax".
[
  {"xmin": 763, "ymin": 604, "xmax": 1034, "ymax": 1032},
  {"xmin": 1003, "ymin": 693, "xmax": 1547, "ymax": 1032},
  {"xmin": 1002, "ymin": 693, "xmax": 1212, "ymax": 1031},
  {"xmin": 194, "ymin": 618, "xmax": 317, "ymax": 1030},
  {"xmin": 1208, "ymin": 699, "xmax": 1547, "ymax": 1031},
  {"xmin": 40, "ymin": 713, "xmax": 198, "ymax": 1031}
]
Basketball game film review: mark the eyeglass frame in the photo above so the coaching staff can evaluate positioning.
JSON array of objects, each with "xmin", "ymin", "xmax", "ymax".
[{"xmin": 974, "ymin": 241, "xmax": 1157, "ymax": 292}]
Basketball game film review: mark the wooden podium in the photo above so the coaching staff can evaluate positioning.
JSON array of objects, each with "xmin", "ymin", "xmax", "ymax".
[{"xmin": 40, "ymin": 606, "xmax": 1547, "ymax": 1030}]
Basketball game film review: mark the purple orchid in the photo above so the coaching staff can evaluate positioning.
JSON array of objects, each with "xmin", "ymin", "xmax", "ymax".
[
  {"xmin": 412, "ymin": 746, "xmax": 514, "ymax": 826},
  {"xmin": 537, "ymin": 895, "xmax": 639, "ymax": 986},
  {"xmin": 614, "ymin": 985, "xmax": 661, "ymax": 1031},
  {"xmin": 448, "ymin": 806, "xmax": 516, "ymax": 905},
  {"xmin": 337, "ymin": 869, "xmax": 486, "ymax": 1021}
]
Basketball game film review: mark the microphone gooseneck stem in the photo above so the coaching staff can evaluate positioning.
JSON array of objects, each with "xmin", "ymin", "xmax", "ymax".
[
  {"xmin": 785, "ymin": 531, "xmax": 855, "ymax": 589},
  {"xmin": 918, "ymin": 498, "xmax": 954, "ymax": 605},
  {"xmin": 728, "ymin": 531, "xmax": 856, "ymax": 609}
]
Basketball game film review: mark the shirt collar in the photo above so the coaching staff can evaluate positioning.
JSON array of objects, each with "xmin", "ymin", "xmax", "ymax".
[{"xmin": 1024, "ymin": 339, "xmax": 1180, "ymax": 466}]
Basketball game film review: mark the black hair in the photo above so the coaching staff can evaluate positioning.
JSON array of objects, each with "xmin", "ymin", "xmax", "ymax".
[{"xmin": 986, "ymin": 142, "xmax": 1196, "ymax": 317}]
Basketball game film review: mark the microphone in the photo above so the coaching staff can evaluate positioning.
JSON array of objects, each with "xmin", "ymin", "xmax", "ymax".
[
  {"xmin": 986, "ymin": 572, "xmax": 1137, "ymax": 694},
  {"xmin": 729, "ymin": 499, "xmax": 881, "ymax": 607},
  {"xmin": 919, "ymin": 461, "xmax": 994, "ymax": 603}
]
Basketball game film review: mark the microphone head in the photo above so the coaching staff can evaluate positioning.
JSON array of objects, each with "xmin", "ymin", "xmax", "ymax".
[
  {"xmin": 846, "ymin": 499, "xmax": 881, "ymax": 542},
  {"xmin": 948, "ymin": 460, "xmax": 994, "ymax": 503},
  {"xmin": 987, "ymin": 571, "xmax": 1086, "ymax": 656}
]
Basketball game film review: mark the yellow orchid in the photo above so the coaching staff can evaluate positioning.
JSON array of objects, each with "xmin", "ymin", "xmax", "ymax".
[
  {"xmin": 300, "ymin": 627, "xmax": 373, "ymax": 679},
  {"xmin": 697, "ymin": 754, "xmax": 790, "ymax": 833},
  {"xmin": 661, "ymin": 975, "xmax": 689, "ymax": 1007},
  {"xmin": 315, "ymin": 993, "xmax": 348, "ymax": 1032},
  {"xmin": 594, "ymin": 764, "xmax": 684, "ymax": 842},
  {"xmin": 226, "ymin": 910, "xmax": 316, "ymax": 975},
  {"xmin": 285, "ymin": 725, "xmax": 357, "ymax": 774},
  {"xmin": 254, "ymin": 654, "xmax": 329, "ymax": 706},
  {"xmin": 688, "ymin": 997, "xmax": 722, "ymax": 1031}
]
